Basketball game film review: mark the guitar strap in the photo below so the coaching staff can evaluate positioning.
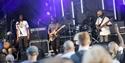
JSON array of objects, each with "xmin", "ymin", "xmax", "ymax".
[{"xmin": 98, "ymin": 16, "xmax": 105, "ymax": 27}]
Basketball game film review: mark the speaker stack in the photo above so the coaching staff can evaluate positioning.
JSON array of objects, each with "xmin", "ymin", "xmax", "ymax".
[
  {"xmin": 29, "ymin": 27, "xmax": 49, "ymax": 58},
  {"xmin": 110, "ymin": 21, "xmax": 125, "ymax": 44}
]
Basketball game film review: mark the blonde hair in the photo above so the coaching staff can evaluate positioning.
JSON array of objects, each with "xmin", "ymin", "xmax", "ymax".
[
  {"xmin": 79, "ymin": 32, "xmax": 91, "ymax": 46},
  {"xmin": 108, "ymin": 42, "xmax": 119, "ymax": 58},
  {"xmin": 82, "ymin": 45, "xmax": 113, "ymax": 63}
]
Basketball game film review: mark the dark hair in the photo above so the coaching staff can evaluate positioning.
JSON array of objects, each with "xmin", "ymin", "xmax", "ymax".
[
  {"xmin": 19, "ymin": 14, "xmax": 23, "ymax": 18},
  {"xmin": 97, "ymin": 10, "xmax": 105, "ymax": 16}
]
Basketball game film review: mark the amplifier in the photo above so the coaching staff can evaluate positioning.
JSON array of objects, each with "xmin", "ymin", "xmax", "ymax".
[
  {"xmin": 110, "ymin": 21, "xmax": 125, "ymax": 34},
  {"xmin": 29, "ymin": 40, "xmax": 49, "ymax": 59},
  {"xmin": 110, "ymin": 33, "xmax": 125, "ymax": 44},
  {"xmin": 29, "ymin": 40, "xmax": 49, "ymax": 53},
  {"xmin": 30, "ymin": 27, "xmax": 48, "ymax": 40}
]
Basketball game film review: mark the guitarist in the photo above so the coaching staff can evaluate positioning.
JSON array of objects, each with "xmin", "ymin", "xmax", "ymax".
[
  {"xmin": 95, "ymin": 10, "xmax": 112, "ymax": 42},
  {"xmin": 48, "ymin": 20, "xmax": 60, "ymax": 54}
]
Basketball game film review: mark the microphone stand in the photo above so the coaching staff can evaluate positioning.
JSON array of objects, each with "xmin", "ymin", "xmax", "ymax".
[{"xmin": 68, "ymin": 23, "xmax": 72, "ymax": 40}]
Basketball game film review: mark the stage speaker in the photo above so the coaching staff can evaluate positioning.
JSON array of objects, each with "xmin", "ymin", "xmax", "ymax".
[
  {"xmin": 30, "ymin": 27, "xmax": 48, "ymax": 40},
  {"xmin": 110, "ymin": 21, "xmax": 125, "ymax": 44},
  {"xmin": 29, "ymin": 40, "xmax": 49, "ymax": 59},
  {"xmin": 30, "ymin": 40, "xmax": 49, "ymax": 53},
  {"xmin": 110, "ymin": 34, "xmax": 125, "ymax": 45},
  {"xmin": 110, "ymin": 21, "xmax": 125, "ymax": 34}
]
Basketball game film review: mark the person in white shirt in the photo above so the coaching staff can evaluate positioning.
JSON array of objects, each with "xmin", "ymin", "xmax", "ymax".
[
  {"xmin": 16, "ymin": 15, "xmax": 30, "ymax": 59},
  {"xmin": 95, "ymin": 10, "xmax": 112, "ymax": 42}
]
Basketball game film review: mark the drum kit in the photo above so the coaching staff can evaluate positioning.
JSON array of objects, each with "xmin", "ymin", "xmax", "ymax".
[
  {"xmin": 74, "ymin": 24, "xmax": 99, "ymax": 44},
  {"xmin": 59, "ymin": 22, "xmax": 99, "ymax": 44}
]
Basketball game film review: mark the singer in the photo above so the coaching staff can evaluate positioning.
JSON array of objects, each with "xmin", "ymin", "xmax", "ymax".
[{"xmin": 16, "ymin": 14, "xmax": 30, "ymax": 54}]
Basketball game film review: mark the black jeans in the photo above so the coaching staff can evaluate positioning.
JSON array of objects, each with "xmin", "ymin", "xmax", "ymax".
[
  {"xmin": 17, "ymin": 36, "xmax": 29, "ymax": 52},
  {"xmin": 50, "ymin": 38, "xmax": 59, "ymax": 54},
  {"xmin": 16, "ymin": 36, "xmax": 29, "ymax": 60}
]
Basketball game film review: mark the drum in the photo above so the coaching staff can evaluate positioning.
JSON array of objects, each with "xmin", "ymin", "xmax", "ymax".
[{"xmin": 81, "ymin": 24, "xmax": 92, "ymax": 33}]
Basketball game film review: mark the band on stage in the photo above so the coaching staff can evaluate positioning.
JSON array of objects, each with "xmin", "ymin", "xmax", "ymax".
[{"xmin": 1, "ymin": 10, "xmax": 114, "ymax": 58}]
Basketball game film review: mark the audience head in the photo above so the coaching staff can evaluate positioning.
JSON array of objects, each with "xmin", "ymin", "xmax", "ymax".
[
  {"xmin": 82, "ymin": 45, "xmax": 113, "ymax": 63},
  {"xmin": 108, "ymin": 41, "xmax": 119, "ymax": 59},
  {"xmin": 63, "ymin": 40, "xmax": 75, "ymax": 53},
  {"xmin": 6, "ymin": 54, "xmax": 14, "ymax": 63},
  {"xmin": 26, "ymin": 46, "xmax": 39, "ymax": 62},
  {"xmin": 27, "ymin": 46, "xmax": 39, "ymax": 56},
  {"xmin": 3, "ymin": 41, "xmax": 10, "ymax": 49},
  {"xmin": 78, "ymin": 32, "xmax": 91, "ymax": 46}
]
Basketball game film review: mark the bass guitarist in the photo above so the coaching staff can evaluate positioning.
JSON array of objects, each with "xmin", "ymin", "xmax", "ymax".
[
  {"xmin": 48, "ymin": 20, "xmax": 60, "ymax": 54},
  {"xmin": 95, "ymin": 10, "xmax": 112, "ymax": 42}
]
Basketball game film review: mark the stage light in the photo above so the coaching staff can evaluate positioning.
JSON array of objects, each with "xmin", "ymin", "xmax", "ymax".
[
  {"xmin": 113, "ymin": 0, "xmax": 117, "ymax": 20},
  {"xmin": 71, "ymin": 1, "xmax": 75, "ymax": 18},
  {"xmin": 45, "ymin": 2, "xmax": 49, "ymax": 6},
  {"xmin": 46, "ymin": 11, "xmax": 50, "ymax": 15},
  {"xmin": 61, "ymin": 0, "xmax": 64, "ymax": 17},
  {"xmin": 123, "ymin": 0, "xmax": 125, "ymax": 5},
  {"xmin": 101, "ymin": 0, "xmax": 105, "ymax": 10},
  {"xmin": 80, "ymin": 0, "xmax": 84, "ymax": 13},
  {"xmin": 71, "ymin": 1, "xmax": 75, "ymax": 25},
  {"xmin": 52, "ymin": 0, "xmax": 56, "ymax": 17}
]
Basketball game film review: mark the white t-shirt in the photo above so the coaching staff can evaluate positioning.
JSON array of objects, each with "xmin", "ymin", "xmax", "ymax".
[
  {"xmin": 95, "ymin": 17, "xmax": 112, "ymax": 35},
  {"xmin": 16, "ymin": 20, "xmax": 29, "ymax": 37}
]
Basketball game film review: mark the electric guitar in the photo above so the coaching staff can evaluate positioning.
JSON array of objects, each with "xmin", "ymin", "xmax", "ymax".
[
  {"xmin": 49, "ymin": 25, "xmax": 66, "ymax": 42},
  {"xmin": 97, "ymin": 18, "xmax": 113, "ymax": 32}
]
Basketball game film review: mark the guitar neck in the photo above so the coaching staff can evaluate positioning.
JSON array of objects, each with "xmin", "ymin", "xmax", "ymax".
[
  {"xmin": 100, "ymin": 21, "xmax": 110, "ymax": 28},
  {"xmin": 56, "ymin": 28, "xmax": 62, "ymax": 32},
  {"xmin": 56, "ymin": 25, "xmax": 65, "ymax": 32},
  {"xmin": 100, "ymin": 18, "xmax": 112, "ymax": 28}
]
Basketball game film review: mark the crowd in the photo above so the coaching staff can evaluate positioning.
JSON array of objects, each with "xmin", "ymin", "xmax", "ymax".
[{"xmin": 0, "ymin": 24, "xmax": 125, "ymax": 63}]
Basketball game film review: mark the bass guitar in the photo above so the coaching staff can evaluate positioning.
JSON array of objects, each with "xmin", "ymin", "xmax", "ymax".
[{"xmin": 49, "ymin": 25, "xmax": 66, "ymax": 42}]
